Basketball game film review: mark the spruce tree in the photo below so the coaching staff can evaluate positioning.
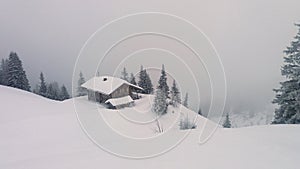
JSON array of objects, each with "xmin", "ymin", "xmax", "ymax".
[
  {"xmin": 129, "ymin": 73, "xmax": 137, "ymax": 85},
  {"xmin": 183, "ymin": 92, "xmax": 189, "ymax": 107},
  {"xmin": 138, "ymin": 65, "xmax": 153, "ymax": 94},
  {"xmin": 7, "ymin": 52, "xmax": 30, "ymax": 91},
  {"xmin": 47, "ymin": 82, "xmax": 60, "ymax": 100},
  {"xmin": 157, "ymin": 64, "xmax": 169, "ymax": 99},
  {"xmin": 138, "ymin": 65, "xmax": 146, "ymax": 92},
  {"xmin": 39, "ymin": 72, "xmax": 47, "ymax": 97},
  {"xmin": 0, "ymin": 60, "xmax": 3, "ymax": 85},
  {"xmin": 60, "ymin": 85, "xmax": 70, "ymax": 101},
  {"xmin": 272, "ymin": 24, "xmax": 300, "ymax": 124},
  {"xmin": 121, "ymin": 67, "xmax": 129, "ymax": 82},
  {"xmin": 170, "ymin": 80, "xmax": 181, "ymax": 107},
  {"xmin": 144, "ymin": 71, "xmax": 153, "ymax": 94},
  {"xmin": 77, "ymin": 71, "xmax": 87, "ymax": 96},
  {"xmin": 223, "ymin": 113, "xmax": 232, "ymax": 128},
  {"xmin": 0, "ymin": 58, "xmax": 8, "ymax": 85},
  {"xmin": 153, "ymin": 88, "xmax": 168, "ymax": 115}
]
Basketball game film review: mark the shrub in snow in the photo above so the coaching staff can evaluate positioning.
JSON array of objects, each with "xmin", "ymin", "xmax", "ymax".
[
  {"xmin": 153, "ymin": 118, "xmax": 164, "ymax": 133},
  {"xmin": 179, "ymin": 114, "xmax": 197, "ymax": 130}
]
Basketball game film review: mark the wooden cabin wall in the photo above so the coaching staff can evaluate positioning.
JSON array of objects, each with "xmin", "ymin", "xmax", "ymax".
[{"xmin": 111, "ymin": 84, "xmax": 129, "ymax": 98}]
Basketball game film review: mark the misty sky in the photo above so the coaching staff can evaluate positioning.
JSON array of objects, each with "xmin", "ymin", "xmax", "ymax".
[{"xmin": 0, "ymin": 0, "xmax": 300, "ymax": 115}]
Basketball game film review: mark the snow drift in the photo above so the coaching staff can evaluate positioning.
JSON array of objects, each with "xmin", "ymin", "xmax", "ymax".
[{"xmin": 0, "ymin": 86, "xmax": 300, "ymax": 169}]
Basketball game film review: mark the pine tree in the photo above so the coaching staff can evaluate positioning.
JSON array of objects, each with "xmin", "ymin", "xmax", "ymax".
[
  {"xmin": 0, "ymin": 70, "xmax": 2, "ymax": 85},
  {"xmin": 138, "ymin": 65, "xmax": 153, "ymax": 94},
  {"xmin": 170, "ymin": 80, "xmax": 181, "ymax": 107},
  {"xmin": 121, "ymin": 67, "xmax": 129, "ymax": 82},
  {"xmin": 153, "ymin": 88, "xmax": 168, "ymax": 115},
  {"xmin": 39, "ymin": 72, "xmax": 47, "ymax": 97},
  {"xmin": 59, "ymin": 85, "xmax": 70, "ymax": 101},
  {"xmin": 0, "ymin": 58, "xmax": 8, "ymax": 85},
  {"xmin": 272, "ymin": 24, "xmax": 300, "ymax": 124},
  {"xmin": 144, "ymin": 71, "xmax": 153, "ymax": 94},
  {"xmin": 138, "ymin": 65, "xmax": 146, "ymax": 92},
  {"xmin": 157, "ymin": 64, "xmax": 169, "ymax": 98},
  {"xmin": 7, "ymin": 52, "xmax": 30, "ymax": 91},
  {"xmin": 0, "ymin": 59, "xmax": 8, "ymax": 85},
  {"xmin": 183, "ymin": 92, "xmax": 188, "ymax": 107},
  {"xmin": 47, "ymin": 82, "xmax": 60, "ymax": 100},
  {"xmin": 223, "ymin": 113, "xmax": 232, "ymax": 128},
  {"xmin": 129, "ymin": 73, "xmax": 137, "ymax": 85},
  {"xmin": 0, "ymin": 60, "xmax": 3, "ymax": 85},
  {"xmin": 77, "ymin": 71, "xmax": 87, "ymax": 96}
]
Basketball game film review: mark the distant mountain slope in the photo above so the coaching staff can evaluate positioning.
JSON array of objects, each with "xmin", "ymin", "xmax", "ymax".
[{"xmin": 0, "ymin": 86, "xmax": 299, "ymax": 169}]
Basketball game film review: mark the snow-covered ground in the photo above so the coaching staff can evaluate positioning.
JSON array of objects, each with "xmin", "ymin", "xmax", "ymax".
[{"xmin": 1, "ymin": 85, "xmax": 300, "ymax": 169}]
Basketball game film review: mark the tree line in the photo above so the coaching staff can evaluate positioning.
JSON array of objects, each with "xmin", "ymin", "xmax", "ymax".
[
  {"xmin": 120, "ymin": 65, "xmax": 190, "ymax": 113},
  {"xmin": 32, "ymin": 72, "xmax": 70, "ymax": 101},
  {"xmin": 0, "ymin": 52, "xmax": 70, "ymax": 101}
]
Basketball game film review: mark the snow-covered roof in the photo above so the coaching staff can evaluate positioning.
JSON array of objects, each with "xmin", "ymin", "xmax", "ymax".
[
  {"xmin": 81, "ymin": 76, "xmax": 143, "ymax": 95},
  {"xmin": 105, "ymin": 95, "xmax": 134, "ymax": 106}
]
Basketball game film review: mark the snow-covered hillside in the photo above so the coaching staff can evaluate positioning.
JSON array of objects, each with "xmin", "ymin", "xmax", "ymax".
[{"xmin": 1, "ymin": 86, "xmax": 300, "ymax": 169}]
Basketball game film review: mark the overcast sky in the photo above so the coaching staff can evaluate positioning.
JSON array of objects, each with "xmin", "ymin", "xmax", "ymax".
[{"xmin": 0, "ymin": 0, "xmax": 300, "ymax": 115}]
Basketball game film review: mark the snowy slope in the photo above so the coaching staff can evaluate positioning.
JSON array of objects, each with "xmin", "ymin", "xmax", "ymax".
[{"xmin": 0, "ymin": 86, "xmax": 300, "ymax": 169}]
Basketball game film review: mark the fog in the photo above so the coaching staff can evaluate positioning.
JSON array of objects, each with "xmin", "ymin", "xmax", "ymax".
[{"xmin": 0, "ymin": 0, "xmax": 299, "ymax": 115}]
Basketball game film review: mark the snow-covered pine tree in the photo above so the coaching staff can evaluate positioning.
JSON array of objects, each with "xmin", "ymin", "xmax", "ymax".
[
  {"xmin": 153, "ymin": 88, "xmax": 168, "ymax": 115},
  {"xmin": 0, "ymin": 69, "xmax": 2, "ymax": 85},
  {"xmin": 272, "ymin": 24, "xmax": 300, "ymax": 124},
  {"xmin": 77, "ymin": 71, "xmax": 87, "ymax": 96},
  {"xmin": 0, "ymin": 58, "xmax": 9, "ymax": 85},
  {"xmin": 144, "ymin": 70, "xmax": 153, "ymax": 94},
  {"xmin": 170, "ymin": 80, "xmax": 181, "ymax": 107},
  {"xmin": 138, "ymin": 65, "xmax": 145, "ymax": 86},
  {"xmin": 138, "ymin": 65, "xmax": 153, "ymax": 94},
  {"xmin": 59, "ymin": 85, "xmax": 70, "ymax": 101},
  {"xmin": 46, "ymin": 82, "xmax": 60, "ymax": 100},
  {"xmin": 121, "ymin": 67, "xmax": 129, "ymax": 82},
  {"xmin": 223, "ymin": 113, "xmax": 232, "ymax": 128},
  {"xmin": 129, "ymin": 73, "xmax": 137, "ymax": 85},
  {"xmin": 183, "ymin": 92, "xmax": 189, "ymax": 107},
  {"xmin": 0, "ymin": 60, "xmax": 4, "ymax": 85},
  {"xmin": 7, "ymin": 52, "xmax": 30, "ymax": 91},
  {"xmin": 39, "ymin": 72, "xmax": 47, "ymax": 97},
  {"xmin": 157, "ymin": 64, "xmax": 169, "ymax": 98}
]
